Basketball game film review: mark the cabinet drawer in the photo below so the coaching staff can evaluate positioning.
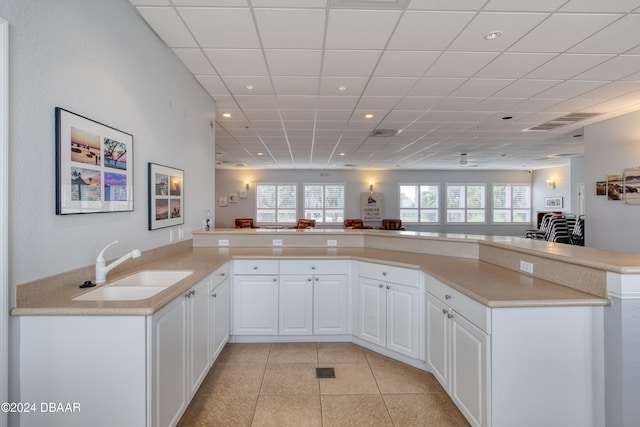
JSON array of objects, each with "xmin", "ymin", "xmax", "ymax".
[
  {"xmin": 210, "ymin": 263, "xmax": 230, "ymax": 288},
  {"xmin": 233, "ymin": 259, "xmax": 279, "ymax": 275},
  {"xmin": 279, "ymin": 259, "xmax": 348, "ymax": 275},
  {"xmin": 428, "ymin": 276, "xmax": 490, "ymax": 333},
  {"xmin": 358, "ymin": 261, "xmax": 419, "ymax": 288}
]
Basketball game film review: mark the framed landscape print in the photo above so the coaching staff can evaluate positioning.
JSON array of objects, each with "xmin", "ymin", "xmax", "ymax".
[
  {"xmin": 55, "ymin": 108, "xmax": 133, "ymax": 214},
  {"xmin": 624, "ymin": 168, "xmax": 640, "ymax": 205},
  {"xmin": 148, "ymin": 163, "xmax": 184, "ymax": 230}
]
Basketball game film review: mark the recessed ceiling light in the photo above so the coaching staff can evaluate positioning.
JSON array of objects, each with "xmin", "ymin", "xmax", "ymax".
[
  {"xmin": 485, "ymin": 31, "xmax": 502, "ymax": 40},
  {"xmin": 256, "ymin": 152, "xmax": 264, "ymax": 156},
  {"xmin": 245, "ymin": 84, "xmax": 255, "ymax": 90},
  {"xmin": 339, "ymin": 152, "xmax": 346, "ymax": 156},
  {"xmin": 337, "ymin": 85, "xmax": 347, "ymax": 92},
  {"xmin": 363, "ymin": 114, "xmax": 375, "ymax": 119},
  {"xmin": 222, "ymin": 113, "xmax": 232, "ymax": 118}
]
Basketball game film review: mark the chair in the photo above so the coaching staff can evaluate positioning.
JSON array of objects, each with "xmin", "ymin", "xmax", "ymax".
[
  {"xmin": 344, "ymin": 219, "xmax": 373, "ymax": 229},
  {"xmin": 235, "ymin": 218, "xmax": 258, "ymax": 228},
  {"xmin": 379, "ymin": 219, "xmax": 405, "ymax": 231},
  {"xmin": 288, "ymin": 218, "xmax": 316, "ymax": 229}
]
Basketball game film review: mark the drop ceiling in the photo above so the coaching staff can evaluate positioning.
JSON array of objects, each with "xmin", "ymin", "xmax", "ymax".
[{"xmin": 129, "ymin": 0, "xmax": 640, "ymax": 170}]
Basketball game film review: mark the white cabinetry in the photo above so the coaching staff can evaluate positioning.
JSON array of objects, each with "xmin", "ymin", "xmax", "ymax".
[
  {"xmin": 358, "ymin": 261, "xmax": 420, "ymax": 358},
  {"xmin": 426, "ymin": 280, "xmax": 490, "ymax": 427},
  {"xmin": 210, "ymin": 263, "xmax": 230, "ymax": 361},
  {"xmin": 232, "ymin": 260, "xmax": 279, "ymax": 335},
  {"xmin": 279, "ymin": 260, "xmax": 348, "ymax": 335},
  {"xmin": 152, "ymin": 276, "xmax": 211, "ymax": 427}
]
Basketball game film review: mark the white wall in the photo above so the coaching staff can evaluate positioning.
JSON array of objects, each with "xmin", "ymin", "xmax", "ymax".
[
  {"xmin": 584, "ymin": 110, "xmax": 640, "ymax": 253},
  {"xmin": 532, "ymin": 163, "xmax": 572, "ymax": 215},
  {"xmin": 215, "ymin": 168, "xmax": 534, "ymax": 236},
  {"xmin": 1, "ymin": 0, "xmax": 216, "ymax": 287}
]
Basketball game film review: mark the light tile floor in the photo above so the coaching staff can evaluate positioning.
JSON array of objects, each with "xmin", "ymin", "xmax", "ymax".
[{"xmin": 178, "ymin": 342, "xmax": 470, "ymax": 426}]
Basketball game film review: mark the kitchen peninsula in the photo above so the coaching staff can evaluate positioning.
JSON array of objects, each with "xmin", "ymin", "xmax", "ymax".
[{"xmin": 14, "ymin": 229, "xmax": 638, "ymax": 427}]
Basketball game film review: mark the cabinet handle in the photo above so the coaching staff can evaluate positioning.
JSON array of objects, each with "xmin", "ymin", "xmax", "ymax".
[
  {"xmin": 272, "ymin": 277, "xmax": 277, "ymax": 282},
  {"xmin": 447, "ymin": 313, "xmax": 453, "ymax": 319},
  {"xmin": 191, "ymin": 290, "xmax": 196, "ymax": 296},
  {"xmin": 386, "ymin": 285, "xmax": 390, "ymax": 290},
  {"xmin": 311, "ymin": 266, "xmax": 316, "ymax": 270},
  {"xmin": 442, "ymin": 308, "xmax": 448, "ymax": 315},
  {"xmin": 315, "ymin": 277, "xmax": 319, "ymax": 281},
  {"xmin": 382, "ymin": 271, "xmax": 387, "ymax": 276},
  {"xmin": 445, "ymin": 294, "xmax": 452, "ymax": 300},
  {"xmin": 212, "ymin": 293, "xmax": 217, "ymax": 298},
  {"xmin": 379, "ymin": 283, "xmax": 384, "ymax": 288},
  {"xmin": 185, "ymin": 292, "xmax": 191, "ymax": 298},
  {"xmin": 253, "ymin": 266, "xmax": 258, "ymax": 270},
  {"xmin": 307, "ymin": 277, "xmax": 312, "ymax": 282},
  {"xmin": 221, "ymin": 272, "xmax": 226, "ymax": 277}
]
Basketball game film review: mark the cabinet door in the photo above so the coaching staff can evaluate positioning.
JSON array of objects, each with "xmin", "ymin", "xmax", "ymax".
[
  {"xmin": 313, "ymin": 274, "xmax": 348, "ymax": 335},
  {"xmin": 233, "ymin": 275, "xmax": 279, "ymax": 335},
  {"xmin": 358, "ymin": 276, "xmax": 386, "ymax": 347},
  {"xmin": 189, "ymin": 279, "xmax": 211, "ymax": 398},
  {"xmin": 211, "ymin": 278, "xmax": 230, "ymax": 361},
  {"xmin": 152, "ymin": 295, "xmax": 188, "ymax": 427},
  {"xmin": 279, "ymin": 275, "xmax": 313, "ymax": 335},
  {"xmin": 426, "ymin": 293, "xmax": 449, "ymax": 390},
  {"xmin": 386, "ymin": 282, "xmax": 419, "ymax": 358},
  {"xmin": 450, "ymin": 311, "xmax": 490, "ymax": 427}
]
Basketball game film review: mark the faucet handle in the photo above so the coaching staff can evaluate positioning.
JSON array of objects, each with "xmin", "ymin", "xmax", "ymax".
[{"xmin": 97, "ymin": 240, "xmax": 119, "ymax": 263}]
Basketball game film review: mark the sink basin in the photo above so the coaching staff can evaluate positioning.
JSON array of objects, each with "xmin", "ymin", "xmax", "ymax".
[
  {"xmin": 109, "ymin": 270, "xmax": 193, "ymax": 287},
  {"xmin": 73, "ymin": 286, "xmax": 167, "ymax": 301}
]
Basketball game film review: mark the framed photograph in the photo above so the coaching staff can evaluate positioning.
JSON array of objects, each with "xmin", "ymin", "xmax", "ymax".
[
  {"xmin": 607, "ymin": 174, "xmax": 623, "ymax": 200},
  {"xmin": 238, "ymin": 190, "xmax": 248, "ymax": 199},
  {"xmin": 148, "ymin": 163, "xmax": 184, "ymax": 230},
  {"xmin": 624, "ymin": 168, "xmax": 640, "ymax": 205},
  {"xmin": 544, "ymin": 197, "xmax": 563, "ymax": 209},
  {"xmin": 218, "ymin": 197, "xmax": 228, "ymax": 207},
  {"xmin": 229, "ymin": 193, "xmax": 238, "ymax": 203},
  {"xmin": 596, "ymin": 181, "xmax": 606, "ymax": 196},
  {"xmin": 55, "ymin": 108, "xmax": 133, "ymax": 214}
]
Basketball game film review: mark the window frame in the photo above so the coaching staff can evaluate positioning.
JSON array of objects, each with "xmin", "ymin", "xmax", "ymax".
[
  {"xmin": 255, "ymin": 182, "xmax": 297, "ymax": 225},
  {"xmin": 445, "ymin": 183, "xmax": 487, "ymax": 224},
  {"xmin": 303, "ymin": 182, "xmax": 346, "ymax": 224},
  {"xmin": 491, "ymin": 183, "xmax": 532, "ymax": 225},
  {"xmin": 398, "ymin": 183, "xmax": 440, "ymax": 224}
]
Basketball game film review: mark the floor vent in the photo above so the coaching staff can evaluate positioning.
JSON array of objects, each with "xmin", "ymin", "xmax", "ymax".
[{"xmin": 316, "ymin": 367, "xmax": 336, "ymax": 378}]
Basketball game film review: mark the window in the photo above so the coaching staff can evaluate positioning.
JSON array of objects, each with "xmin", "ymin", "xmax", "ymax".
[
  {"xmin": 399, "ymin": 184, "xmax": 439, "ymax": 223},
  {"xmin": 493, "ymin": 184, "xmax": 532, "ymax": 223},
  {"xmin": 446, "ymin": 184, "xmax": 486, "ymax": 223},
  {"xmin": 304, "ymin": 183, "xmax": 345, "ymax": 223},
  {"xmin": 256, "ymin": 183, "xmax": 297, "ymax": 224}
]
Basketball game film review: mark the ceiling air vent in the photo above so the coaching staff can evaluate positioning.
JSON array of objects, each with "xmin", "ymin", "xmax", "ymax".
[
  {"xmin": 369, "ymin": 129, "xmax": 402, "ymax": 137},
  {"xmin": 523, "ymin": 112, "xmax": 601, "ymax": 132}
]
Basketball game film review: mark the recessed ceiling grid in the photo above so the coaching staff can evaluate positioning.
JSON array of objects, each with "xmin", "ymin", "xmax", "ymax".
[{"xmin": 130, "ymin": 0, "xmax": 640, "ymax": 169}]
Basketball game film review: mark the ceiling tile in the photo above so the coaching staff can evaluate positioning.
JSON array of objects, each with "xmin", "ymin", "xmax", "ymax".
[
  {"xmin": 509, "ymin": 14, "xmax": 621, "ymax": 53},
  {"xmin": 316, "ymin": 96, "xmax": 360, "ymax": 110},
  {"xmin": 534, "ymin": 80, "xmax": 609, "ymax": 99},
  {"xmin": 322, "ymin": 50, "xmax": 381, "ymax": 76},
  {"xmin": 265, "ymin": 50, "xmax": 322, "ymax": 75},
  {"xmin": 388, "ymin": 11, "xmax": 475, "ymax": 50},
  {"xmin": 222, "ymin": 76, "xmax": 274, "ymax": 95},
  {"xmin": 574, "ymin": 55, "xmax": 640, "ymax": 80},
  {"xmin": 252, "ymin": 0, "xmax": 327, "ymax": 6},
  {"xmin": 425, "ymin": 52, "xmax": 499, "ymax": 78},
  {"xmin": 178, "ymin": 7, "xmax": 260, "ymax": 48},
  {"xmin": 254, "ymin": 8, "xmax": 326, "ymax": 48},
  {"xmin": 136, "ymin": 7, "xmax": 197, "ymax": 47},
  {"xmin": 234, "ymin": 95, "xmax": 279, "ymax": 109},
  {"xmin": 408, "ymin": 0, "xmax": 486, "ymax": 10},
  {"xmin": 173, "ymin": 48, "xmax": 216, "ymax": 74},
  {"xmin": 203, "ymin": 49, "xmax": 268, "ymax": 76},
  {"xmin": 171, "ymin": 0, "xmax": 248, "ymax": 5},
  {"xmin": 326, "ymin": 9, "xmax": 402, "ymax": 49},
  {"xmin": 374, "ymin": 51, "xmax": 440, "ymax": 77},
  {"xmin": 195, "ymin": 75, "xmax": 230, "ymax": 96},
  {"xmin": 363, "ymin": 77, "xmax": 419, "ymax": 96},
  {"xmin": 559, "ymin": 0, "xmax": 640, "ymax": 13},
  {"xmin": 493, "ymin": 79, "xmax": 562, "ymax": 98},
  {"xmin": 277, "ymin": 95, "xmax": 319, "ymax": 109},
  {"xmin": 449, "ymin": 12, "xmax": 549, "ymax": 52},
  {"xmin": 272, "ymin": 76, "xmax": 320, "ymax": 95},
  {"xmin": 356, "ymin": 96, "xmax": 402, "ymax": 110},
  {"xmin": 570, "ymin": 15, "xmax": 640, "ymax": 54},
  {"xmin": 524, "ymin": 53, "xmax": 614, "ymax": 79},
  {"xmin": 476, "ymin": 53, "xmax": 557, "ymax": 79},
  {"xmin": 318, "ymin": 77, "xmax": 369, "ymax": 95},
  {"xmin": 450, "ymin": 78, "xmax": 515, "ymax": 97},
  {"xmin": 579, "ymin": 81, "xmax": 640, "ymax": 99},
  {"xmin": 483, "ymin": 0, "xmax": 568, "ymax": 12},
  {"xmin": 407, "ymin": 78, "xmax": 466, "ymax": 96},
  {"xmin": 394, "ymin": 96, "xmax": 442, "ymax": 109},
  {"xmin": 130, "ymin": 0, "xmax": 170, "ymax": 5}
]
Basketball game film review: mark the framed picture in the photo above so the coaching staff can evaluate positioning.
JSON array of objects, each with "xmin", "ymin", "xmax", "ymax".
[
  {"xmin": 595, "ymin": 181, "xmax": 606, "ymax": 196},
  {"xmin": 544, "ymin": 197, "xmax": 563, "ymax": 209},
  {"xmin": 239, "ymin": 190, "xmax": 248, "ymax": 199},
  {"xmin": 55, "ymin": 108, "xmax": 133, "ymax": 214},
  {"xmin": 607, "ymin": 174, "xmax": 623, "ymax": 201},
  {"xmin": 218, "ymin": 197, "xmax": 228, "ymax": 207},
  {"xmin": 229, "ymin": 193, "xmax": 238, "ymax": 203},
  {"xmin": 148, "ymin": 163, "xmax": 184, "ymax": 230},
  {"xmin": 624, "ymin": 168, "xmax": 640, "ymax": 205}
]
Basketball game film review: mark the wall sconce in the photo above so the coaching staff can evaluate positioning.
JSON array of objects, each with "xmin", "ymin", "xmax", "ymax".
[
  {"xmin": 369, "ymin": 182, "xmax": 375, "ymax": 192},
  {"xmin": 546, "ymin": 179, "xmax": 556, "ymax": 189},
  {"xmin": 244, "ymin": 180, "xmax": 250, "ymax": 190}
]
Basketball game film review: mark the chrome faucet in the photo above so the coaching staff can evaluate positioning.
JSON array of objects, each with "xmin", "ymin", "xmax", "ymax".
[{"xmin": 95, "ymin": 240, "xmax": 141, "ymax": 284}]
